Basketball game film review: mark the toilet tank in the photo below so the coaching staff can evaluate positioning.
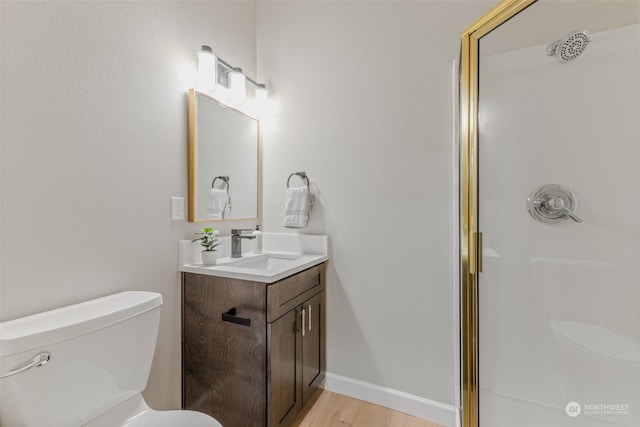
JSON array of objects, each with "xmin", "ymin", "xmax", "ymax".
[{"xmin": 0, "ymin": 291, "xmax": 163, "ymax": 427}]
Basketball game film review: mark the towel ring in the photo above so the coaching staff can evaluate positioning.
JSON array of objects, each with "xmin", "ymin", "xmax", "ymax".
[
  {"xmin": 212, "ymin": 176, "xmax": 230, "ymax": 194},
  {"xmin": 211, "ymin": 175, "xmax": 232, "ymax": 209},
  {"xmin": 287, "ymin": 171, "xmax": 309, "ymax": 189}
]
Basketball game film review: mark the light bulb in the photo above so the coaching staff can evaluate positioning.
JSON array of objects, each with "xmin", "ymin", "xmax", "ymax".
[
  {"xmin": 229, "ymin": 67, "xmax": 247, "ymax": 105},
  {"xmin": 197, "ymin": 45, "xmax": 216, "ymax": 90}
]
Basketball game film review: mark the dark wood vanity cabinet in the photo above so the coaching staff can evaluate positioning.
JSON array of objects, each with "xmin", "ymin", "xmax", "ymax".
[
  {"xmin": 268, "ymin": 291, "xmax": 325, "ymax": 427},
  {"xmin": 182, "ymin": 262, "xmax": 326, "ymax": 427}
]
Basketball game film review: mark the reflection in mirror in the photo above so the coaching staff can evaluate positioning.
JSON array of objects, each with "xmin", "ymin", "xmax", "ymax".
[{"xmin": 188, "ymin": 89, "xmax": 259, "ymax": 222}]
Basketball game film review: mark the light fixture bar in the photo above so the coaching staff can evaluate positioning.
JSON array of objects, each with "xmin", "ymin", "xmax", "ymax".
[{"xmin": 215, "ymin": 56, "xmax": 263, "ymax": 88}]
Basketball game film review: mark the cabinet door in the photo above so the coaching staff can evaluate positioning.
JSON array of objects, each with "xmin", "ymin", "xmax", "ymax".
[
  {"xmin": 267, "ymin": 308, "xmax": 302, "ymax": 427},
  {"xmin": 183, "ymin": 274, "xmax": 267, "ymax": 427},
  {"xmin": 301, "ymin": 291, "xmax": 325, "ymax": 405}
]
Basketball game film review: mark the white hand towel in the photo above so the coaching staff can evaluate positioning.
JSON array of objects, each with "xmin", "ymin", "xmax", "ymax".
[
  {"xmin": 283, "ymin": 186, "xmax": 310, "ymax": 228},
  {"xmin": 206, "ymin": 188, "xmax": 230, "ymax": 219}
]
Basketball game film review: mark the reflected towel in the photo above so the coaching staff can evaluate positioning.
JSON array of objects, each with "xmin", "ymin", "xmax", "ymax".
[
  {"xmin": 206, "ymin": 188, "xmax": 231, "ymax": 219},
  {"xmin": 283, "ymin": 186, "xmax": 310, "ymax": 228}
]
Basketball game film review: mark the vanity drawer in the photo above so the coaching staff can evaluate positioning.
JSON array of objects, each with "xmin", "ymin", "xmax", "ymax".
[{"xmin": 267, "ymin": 263, "xmax": 325, "ymax": 322}]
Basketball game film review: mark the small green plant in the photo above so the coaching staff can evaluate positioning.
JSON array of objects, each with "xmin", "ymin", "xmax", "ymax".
[{"xmin": 192, "ymin": 227, "xmax": 222, "ymax": 251}]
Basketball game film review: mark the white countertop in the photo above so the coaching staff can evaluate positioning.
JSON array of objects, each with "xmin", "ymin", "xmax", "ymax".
[{"xmin": 179, "ymin": 233, "xmax": 328, "ymax": 283}]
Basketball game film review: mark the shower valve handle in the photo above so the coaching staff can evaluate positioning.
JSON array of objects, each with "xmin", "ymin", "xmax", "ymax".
[
  {"xmin": 558, "ymin": 205, "xmax": 582, "ymax": 223},
  {"xmin": 540, "ymin": 197, "xmax": 582, "ymax": 223}
]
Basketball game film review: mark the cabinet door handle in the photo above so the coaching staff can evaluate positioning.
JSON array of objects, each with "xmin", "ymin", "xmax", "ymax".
[
  {"xmin": 222, "ymin": 307, "xmax": 251, "ymax": 327},
  {"xmin": 308, "ymin": 304, "xmax": 312, "ymax": 331},
  {"xmin": 301, "ymin": 308, "xmax": 306, "ymax": 336}
]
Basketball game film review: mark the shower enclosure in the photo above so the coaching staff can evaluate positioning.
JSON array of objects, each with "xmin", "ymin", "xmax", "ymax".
[{"xmin": 459, "ymin": 1, "xmax": 640, "ymax": 426}]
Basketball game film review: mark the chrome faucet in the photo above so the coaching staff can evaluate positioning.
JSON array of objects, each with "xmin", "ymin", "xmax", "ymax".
[{"xmin": 231, "ymin": 229, "xmax": 256, "ymax": 258}]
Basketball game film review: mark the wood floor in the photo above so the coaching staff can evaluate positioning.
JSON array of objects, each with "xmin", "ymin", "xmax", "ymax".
[{"xmin": 291, "ymin": 390, "xmax": 445, "ymax": 427}]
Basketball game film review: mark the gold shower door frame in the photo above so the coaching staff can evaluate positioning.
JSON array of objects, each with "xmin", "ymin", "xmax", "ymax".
[{"xmin": 458, "ymin": 1, "xmax": 537, "ymax": 426}]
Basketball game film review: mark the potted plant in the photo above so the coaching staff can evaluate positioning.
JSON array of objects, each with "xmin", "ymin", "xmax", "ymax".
[{"xmin": 192, "ymin": 227, "xmax": 222, "ymax": 265}]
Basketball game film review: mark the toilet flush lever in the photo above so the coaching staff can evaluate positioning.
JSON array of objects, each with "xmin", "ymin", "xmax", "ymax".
[{"xmin": 1, "ymin": 352, "xmax": 50, "ymax": 378}]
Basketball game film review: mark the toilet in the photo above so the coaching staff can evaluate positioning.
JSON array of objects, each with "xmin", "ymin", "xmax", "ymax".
[{"xmin": 0, "ymin": 291, "xmax": 222, "ymax": 427}]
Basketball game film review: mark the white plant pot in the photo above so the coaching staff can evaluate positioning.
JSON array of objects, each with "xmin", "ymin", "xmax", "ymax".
[{"xmin": 201, "ymin": 250, "xmax": 218, "ymax": 266}]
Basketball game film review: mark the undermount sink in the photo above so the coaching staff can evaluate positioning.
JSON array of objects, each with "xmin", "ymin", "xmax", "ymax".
[{"xmin": 225, "ymin": 252, "xmax": 301, "ymax": 270}]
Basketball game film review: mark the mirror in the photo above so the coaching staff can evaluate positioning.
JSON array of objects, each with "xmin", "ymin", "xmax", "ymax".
[{"xmin": 188, "ymin": 89, "xmax": 259, "ymax": 222}]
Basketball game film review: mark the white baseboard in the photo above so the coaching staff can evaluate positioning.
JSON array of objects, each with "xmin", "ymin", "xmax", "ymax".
[{"xmin": 324, "ymin": 373, "xmax": 460, "ymax": 427}]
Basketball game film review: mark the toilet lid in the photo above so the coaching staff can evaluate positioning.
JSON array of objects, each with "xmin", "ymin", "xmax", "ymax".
[{"xmin": 123, "ymin": 409, "xmax": 222, "ymax": 427}]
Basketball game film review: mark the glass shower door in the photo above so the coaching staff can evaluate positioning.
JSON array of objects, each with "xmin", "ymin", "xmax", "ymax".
[{"xmin": 476, "ymin": 1, "xmax": 640, "ymax": 426}]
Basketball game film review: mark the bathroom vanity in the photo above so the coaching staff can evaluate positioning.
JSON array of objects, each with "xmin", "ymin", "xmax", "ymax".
[{"xmin": 180, "ymin": 234, "xmax": 328, "ymax": 427}]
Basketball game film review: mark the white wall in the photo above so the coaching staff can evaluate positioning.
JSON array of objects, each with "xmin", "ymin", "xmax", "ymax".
[
  {"xmin": 0, "ymin": 1, "xmax": 257, "ymax": 410},
  {"xmin": 257, "ymin": 0, "xmax": 491, "ymax": 408},
  {"xmin": 0, "ymin": 0, "xmax": 499, "ymax": 418}
]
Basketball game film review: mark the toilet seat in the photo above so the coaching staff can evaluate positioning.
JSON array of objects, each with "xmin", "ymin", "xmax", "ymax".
[
  {"xmin": 84, "ymin": 394, "xmax": 222, "ymax": 427},
  {"xmin": 123, "ymin": 408, "xmax": 222, "ymax": 427}
]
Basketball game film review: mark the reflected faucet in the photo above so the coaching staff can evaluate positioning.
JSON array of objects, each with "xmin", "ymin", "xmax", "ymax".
[{"xmin": 231, "ymin": 229, "xmax": 256, "ymax": 258}]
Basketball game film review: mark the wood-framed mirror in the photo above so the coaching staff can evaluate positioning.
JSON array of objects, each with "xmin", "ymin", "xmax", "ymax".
[{"xmin": 187, "ymin": 88, "xmax": 260, "ymax": 222}]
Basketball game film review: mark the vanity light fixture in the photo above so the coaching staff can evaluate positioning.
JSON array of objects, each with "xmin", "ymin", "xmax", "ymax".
[{"xmin": 196, "ymin": 45, "xmax": 268, "ymax": 111}]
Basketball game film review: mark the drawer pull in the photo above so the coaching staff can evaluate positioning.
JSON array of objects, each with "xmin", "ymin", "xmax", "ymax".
[
  {"xmin": 301, "ymin": 308, "xmax": 306, "ymax": 336},
  {"xmin": 308, "ymin": 304, "xmax": 312, "ymax": 331},
  {"xmin": 222, "ymin": 308, "xmax": 251, "ymax": 327}
]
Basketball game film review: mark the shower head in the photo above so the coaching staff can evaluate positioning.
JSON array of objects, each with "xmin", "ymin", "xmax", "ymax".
[{"xmin": 546, "ymin": 29, "xmax": 590, "ymax": 63}]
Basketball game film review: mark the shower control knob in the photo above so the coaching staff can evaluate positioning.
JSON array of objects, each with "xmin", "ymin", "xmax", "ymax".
[
  {"xmin": 546, "ymin": 197, "xmax": 564, "ymax": 210},
  {"xmin": 527, "ymin": 184, "xmax": 582, "ymax": 225}
]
